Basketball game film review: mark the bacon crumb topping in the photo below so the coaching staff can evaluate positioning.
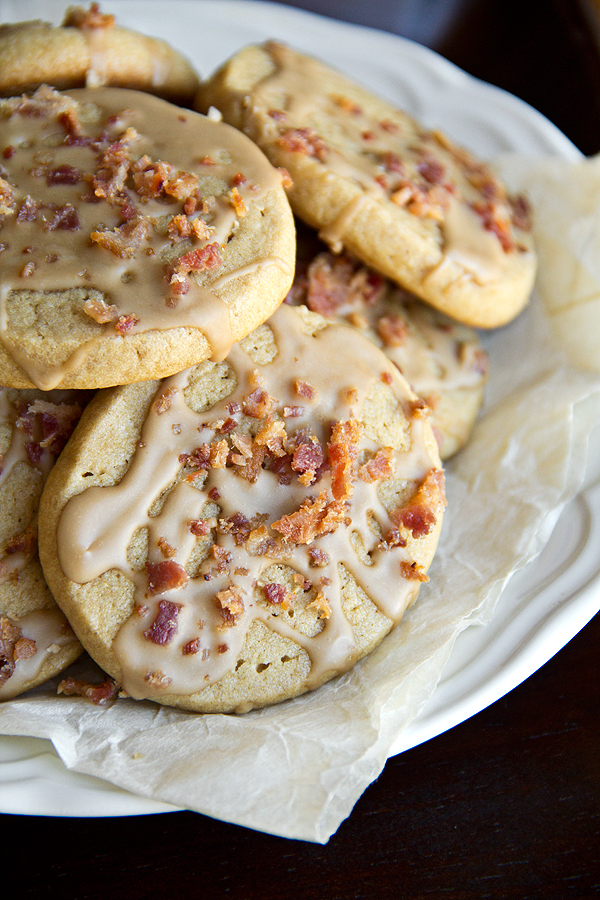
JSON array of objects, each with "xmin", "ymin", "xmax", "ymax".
[
  {"xmin": 145, "ymin": 560, "xmax": 189, "ymax": 596},
  {"xmin": 216, "ymin": 585, "xmax": 245, "ymax": 627},
  {"xmin": 389, "ymin": 468, "xmax": 446, "ymax": 540},
  {"xmin": 57, "ymin": 675, "xmax": 119, "ymax": 705},
  {"xmin": 277, "ymin": 127, "xmax": 329, "ymax": 161},
  {"xmin": 0, "ymin": 617, "xmax": 37, "ymax": 687},
  {"xmin": 143, "ymin": 599, "xmax": 183, "ymax": 645}
]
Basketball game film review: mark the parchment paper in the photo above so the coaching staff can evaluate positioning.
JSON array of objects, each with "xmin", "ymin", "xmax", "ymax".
[{"xmin": 2, "ymin": 134, "xmax": 600, "ymax": 841}]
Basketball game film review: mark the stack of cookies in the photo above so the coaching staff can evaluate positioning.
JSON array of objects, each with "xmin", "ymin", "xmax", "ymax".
[{"xmin": 0, "ymin": 9, "xmax": 535, "ymax": 712}]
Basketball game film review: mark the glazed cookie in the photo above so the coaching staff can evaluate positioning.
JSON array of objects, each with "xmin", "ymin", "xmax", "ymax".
[
  {"xmin": 38, "ymin": 303, "xmax": 446, "ymax": 714},
  {"xmin": 0, "ymin": 85, "xmax": 295, "ymax": 390},
  {"xmin": 0, "ymin": 387, "xmax": 86, "ymax": 699},
  {"xmin": 0, "ymin": 4, "xmax": 200, "ymax": 104},
  {"xmin": 198, "ymin": 41, "xmax": 536, "ymax": 328},
  {"xmin": 288, "ymin": 238, "xmax": 488, "ymax": 459}
]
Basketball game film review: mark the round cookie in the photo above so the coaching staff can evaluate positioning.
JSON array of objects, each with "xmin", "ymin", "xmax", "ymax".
[
  {"xmin": 197, "ymin": 41, "xmax": 537, "ymax": 329},
  {"xmin": 0, "ymin": 4, "xmax": 200, "ymax": 104},
  {"xmin": 0, "ymin": 387, "xmax": 86, "ymax": 700},
  {"xmin": 0, "ymin": 85, "xmax": 295, "ymax": 390},
  {"xmin": 38, "ymin": 303, "xmax": 446, "ymax": 714},
  {"xmin": 288, "ymin": 234, "xmax": 488, "ymax": 459}
]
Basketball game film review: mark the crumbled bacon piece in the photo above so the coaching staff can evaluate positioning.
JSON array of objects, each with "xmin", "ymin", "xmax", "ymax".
[
  {"xmin": 143, "ymin": 599, "xmax": 183, "ymax": 645},
  {"xmin": 157, "ymin": 537, "xmax": 176, "ymax": 559},
  {"xmin": 0, "ymin": 178, "xmax": 15, "ymax": 217},
  {"xmin": 216, "ymin": 585, "xmax": 245, "ymax": 627},
  {"xmin": 358, "ymin": 448, "xmax": 395, "ymax": 483},
  {"xmin": 263, "ymin": 582, "xmax": 290, "ymax": 608},
  {"xmin": 58, "ymin": 675, "xmax": 119, "ymax": 705},
  {"xmin": 47, "ymin": 165, "xmax": 82, "ymax": 185},
  {"xmin": 182, "ymin": 638, "xmax": 200, "ymax": 655},
  {"xmin": 131, "ymin": 157, "xmax": 172, "ymax": 198},
  {"xmin": 172, "ymin": 242, "xmax": 223, "ymax": 275},
  {"xmin": 189, "ymin": 519, "xmax": 212, "ymax": 536},
  {"xmin": 283, "ymin": 406, "xmax": 304, "ymax": 418},
  {"xmin": 163, "ymin": 169, "xmax": 199, "ymax": 201},
  {"xmin": 230, "ymin": 187, "xmax": 246, "ymax": 217},
  {"xmin": 254, "ymin": 418, "xmax": 287, "ymax": 457},
  {"xmin": 5, "ymin": 524, "xmax": 37, "ymax": 557},
  {"xmin": 471, "ymin": 200, "xmax": 515, "ymax": 252},
  {"xmin": 115, "ymin": 313, "xmax": 139, "ymax": 335},
  {"xmin": 307, "ymin": 590, "xmax": 332, "ymax": 619},
  {"xmin": 42, "ymin": 204, "xmax": 80, "ymax": 231},
  {"xmin": 308, "ymin": 547, "xmax": 330, "ymax": 568},
  {"xmin": 389, "ymin": 468, "xmax": 446, "ymax": 539},
  {"xmin": 145, "ymin": 560, "xmax": 188, "ymax": 596},
  {"xmin": 291, "ymin": 431, "xmax": 326, "ymax": 486},
  {"xmin": 417, "ymin": 153, "xmax": 446, "ymax": 185},
  {"xmin": 0, "ymin": 617, "xmax": 37, "ymax": 687},
  {"xmin": 90, "ymin": 218, "xmax": 150, "ymax": 258},
  {"xmin": 242, "ymin": 386, "xmax": 276, "ymax": 419},
  {"xmin": 16, "ymin": 195, "xmax": 38, "ymax": 222},
  {"xmin": 236, "ymin": 443, "xmax": 267, "ymax": 483},
  {"xmin": 399, "ymin": 561, "xmax": 429, "ymax": 582},
  {"xmin": 509, "ymin": 193, "xmax": 532, "ymax": 232},
  {"xmin": 272, "ymin": 490, "xmax": 347, "ymax": 544},
  {"xmin": 331, "ymin": 94, "xmax": 362, "ymax": 115},
  {"xmin": 328, "ymin": 418, "xmax": 361, "ymax": 501},
  {"xmin": 153, "ymin": 387, "xmax": 177, "ymax": 415},
  {"xmin": 277, "ymin": 127, "xmax": 329, "ymax": 161},
  {"xmin": 83, "ymin": 296, "xmax": 119, "ymax": 324},
  {"xmin": 295, "ymin": 380, "xmax": 318, "ymax": 401}
]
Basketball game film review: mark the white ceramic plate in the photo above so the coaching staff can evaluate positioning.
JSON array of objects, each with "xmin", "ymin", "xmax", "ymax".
[{"xmin": 0, "ymin": 0, "xmax": 596, "ymax": 817}]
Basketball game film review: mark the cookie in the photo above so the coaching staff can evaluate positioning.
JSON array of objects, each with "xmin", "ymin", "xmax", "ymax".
[
  {"xmin": 0, "ymin": 4, "xmax": 200, "ymax": 104},
  {"xmin": 288, "ymin": 234, "xmax": 488, "ymax": 459},
  {"xmin": 197, "ymin": 41, "xmax": 536, "ymax": 329},
  {"xmin": 38, "ymin": 303, "xmax": 446, "ymax": 714},
  {"xmin": 0, "ymin": 387, "xmax": 86, "ymax": 699},
  {"xmin": 0, "ymin": 85, "xmax": 295, "ymax": 390}
]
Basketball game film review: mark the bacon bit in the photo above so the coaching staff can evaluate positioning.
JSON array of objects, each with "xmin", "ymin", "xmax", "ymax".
[
  {"xmin": 182, "ymin": 638, "xmax": 200, "ymax": 655},
  {"xmin": 380, "ymin": 151, "xmax": 404, "ymax": 175},
  {"xmin": 216, "ymin": 585, "xmax": 245, "ymax": 627},
  {"xmin": 114, "ymin": 313, "xmax": 139, "ymax": 335},
  {"xmin": 189, "ymin": 519, "xmax": 212, "ymax": 536},
  {"xmin": 157, "ymin": 537, "xmax": 176, "ymax": 559},
  {"xmin": 19, "ymin": 260, "xmax": 35, "ymax": 278},
  {"xmin": 90, "ymin": 218, "xmax": 150, "ymax": 258},
  {"xmin": 231, "ymin": 432, "xmax": 253, "ymax": 459},
  {"xmin": 268, "ymin": 109, "xmax": 287, "ymax": 121},
  {"xmin": 272, "ymin": 490, "xmax": 347, "ymax": 545},
  {"xmin": 16, "ymin": 195, "xmax": 38, "ymax": 222},
  {"xmin": 381, "ymin": 371, "xmax": 393, "ymax": 386},
  {"xmin": 208, "ymin": 487, "xmax": 221, "ymax": 501},
  {"xmin": 328, "ymin": 418, "xmax": 361, "ymax": 501},
  {"xmin": 361, "ymin": 130, "xmax": 375, "ymax": 142},
  {"xmin": 47, "ymin": 164, "xmax": 82, "ymax": 185},
  {"xmin": 173, "ymin": 242, "xmax": 223, "ymax": 274},
  {"xmin": 144, "ymin": 670, "xmax": 172, "ymax": 688},
  {"xmin": 153, "ymin": 387, "xmax": 177, "ymax": 415},
  {"xmin": 417, "ymin": 153, "xmax": 446, "ymax": 184},
  {"xmin": 331, "ymin": 94, "xmax": 362, "ymax": 115},
  {"xmin": 63, "ymin": 3, "xmax": 115, "ymax": 29},
  {"xmin": 358, "ymin": 448, "xmax": 395, "ymax": 483},
  {"xmin": 143, "ymin": 599, "xmax": 183, "ymax": 645},
  {"xmin": 309, "ymin": 547, "xmax": 330, "ymax": 568},
  {"xmin": 209, "ymin": 439, "xmax": 229, "ymax": 469},
  {"xmin": 83, "ymin": 296, "xmax": 119, "ymax": 324},
  {"xmin": 57, "ymin": 675, "xmax": 119, "ymax": 705},
  {"xmin": 145, "ymin": 560, "xmax": 188, "ymax": 596},
  {"xmin": 2, "ymin": 146, "xmax": 14, "ymax": 159},
  {"xmin": 211, "ymin": 544, "xmax": 232, "ymax": 571},
  {"xmin": 283, "ymin": 406, "xmax": 304, "ymax": 418},
  {"xmin": 0, "ymin": 178, "xmax": 15, "ymax": 217},
  {"xmin": 263, "ymin": 582, "xmax": 290, "ymax": 608},
  {"xmin": 217, "ymin": 644, "xmax": 228, "ymax": 654},
  {"xmin": 277, "ymin": 127, "xmax": 329, "ymax": 161},
  {"xmin": 278, "ymin": 167, "xmax": 293, "ymax": 190},
  {"xmin": 471, "ymin": 201, "xmax": 515, "ymax": 252},
  {"xmin": 1, "ymin": 617, "xmax": 36, "ymax": 686},
  {"xmin": 255, "ymin": 418, "xmax": 287, "ymax": 457},
  {"xmin": 399, "ymin": 560, "xmax": 429, "ymax": 582},
  {"xmin": 242, "ymin": 387, "xmax": 276, "ymax": 419},
  {"xmin": 307, "ymin": 589, "xmax": 332, "ymax": 619},
  {"xmin": 167, "ymin": 214, "xmax": 191, "ymax": 240},
  {"xmin": 237, "ymin": 443, "xmax": 267, "ymax": 484},
  {"xmin": 42, "ymin": 204, "xmax": 80, "ymax": 231},
  {"xmin": 380, "ymin": 119, "xmax": 399, "ymax": 133},
  {"xmin": 295, "ymin": 379, "xmax": 318, "ymax": 400},
  {"xmin": 229, "ymin": 186, "xmax": 247, "ymax": 217},
  {"xmin": 131, "ymin": 158, "xmax": 173, "ymax": 199},
  {"xmin": 389, "ymin": 468, "xmax": 446, "ymax": 540},
  {"xmin": 245, "ymin": 525, "xmax": 278, "ymax": 557},
  {"xmin": 164, "ymin": 169, "xmax": 199, "ymax": 201},
  {"xmin": 291, "ymin": 432, "xmax": 326, "ymax": 486},
  {"xmin": 93, "ymin": 137, "xmax": 134, "ymax": 201}
]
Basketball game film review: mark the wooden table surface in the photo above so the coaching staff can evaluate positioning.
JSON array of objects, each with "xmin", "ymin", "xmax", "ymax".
[{"xmin": 2, "ymin": 2, "xmax": 599, "ymax": 897}]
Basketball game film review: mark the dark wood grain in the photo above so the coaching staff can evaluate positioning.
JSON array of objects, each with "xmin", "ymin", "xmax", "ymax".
[{"xmin": 2, "ymin": 2, "xmax": 599, "ymax": 896}]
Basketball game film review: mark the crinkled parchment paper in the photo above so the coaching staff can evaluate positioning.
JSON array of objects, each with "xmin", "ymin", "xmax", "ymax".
[{"xmin": 1, "ymin": 153, "xmax": 600, "ymax": 843}]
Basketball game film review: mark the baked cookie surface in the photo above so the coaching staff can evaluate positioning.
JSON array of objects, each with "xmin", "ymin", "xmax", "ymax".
[
  {"xmin": 0, "ymin": 85, "xmax": 295, "ymax": 390},
  {"xmin": 0, "ymin": 387, "xmax": 85, "ymax": 699},
  {"xmin": 198, "ymin": 41, "xmax": 536, "ymax": 328},
  {"xmin": 39, "ymin": 304, "xmax": 446, "ymax": 713},
  {"xmin": 0, "ymin": 4, "xmax": 200, "ymax": 104},
  {"xmin": 288, "ymin": 233, "xmax": 488, "ymax": 459}
]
